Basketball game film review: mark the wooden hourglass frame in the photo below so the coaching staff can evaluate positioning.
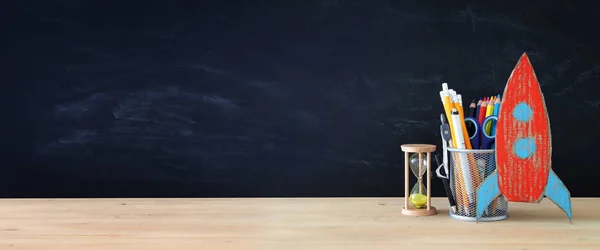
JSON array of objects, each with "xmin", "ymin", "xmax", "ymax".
[{"xmin": 400, "ymin": 144, "xmax": 437, "ymax": 216}]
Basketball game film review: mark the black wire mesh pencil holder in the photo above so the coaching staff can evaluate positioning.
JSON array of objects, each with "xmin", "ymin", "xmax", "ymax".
[{"xmin": 446, "ymin": 147, "xmax": 509, "ymax": 222}]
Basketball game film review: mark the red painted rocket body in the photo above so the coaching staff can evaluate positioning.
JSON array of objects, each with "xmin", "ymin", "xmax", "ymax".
[
  {"xmin": 476, "ymin": 52, "xmax": 571, "ymax": 222},
  {"xmin": 495, "ymin": 53, "xmax": 551, "ymax": 203}
]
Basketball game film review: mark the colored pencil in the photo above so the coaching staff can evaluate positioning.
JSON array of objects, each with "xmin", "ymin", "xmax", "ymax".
[
  {"xmin": 478, "ymin": 97, "xmax": 488, "ymax": 126},
  {"xmin": 455, "ymin": 94, "xmax": 472, "ymax": 150},
  {"xmin": 467, "ymin": 100, "xmax": 476, "ymax": 136},
  {"xmin": 485, "ymin": 96, "xmax": 495, "ymax": 135},
  {"xmin": 491, "ymin": 95, "xmax": 501, "ymax": 136},
  {"xmin": 468, "ymin": 99, "xmax": 476, "ymax": 118},
  {"xmin": 474, "ymin": 99, "xmax": 482, "ymax": 122}
]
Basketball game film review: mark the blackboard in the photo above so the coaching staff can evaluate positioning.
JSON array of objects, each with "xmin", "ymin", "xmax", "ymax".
[{"xmin": 4, "ymin": 0, "xmax": 600, "ymax": 198}]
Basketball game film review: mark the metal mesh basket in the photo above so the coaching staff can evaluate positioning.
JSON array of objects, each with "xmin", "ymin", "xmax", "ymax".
[{"xmin": 447, "ymin": 147, "xmax": 508, "ymax": 222}]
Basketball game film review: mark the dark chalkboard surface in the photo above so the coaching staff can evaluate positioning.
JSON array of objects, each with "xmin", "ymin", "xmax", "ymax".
[{"xmin": 4, "ymin": 0, "xmax": 600, "ymax": 198}]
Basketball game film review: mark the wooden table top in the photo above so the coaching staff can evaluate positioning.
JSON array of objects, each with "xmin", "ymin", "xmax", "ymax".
[{"xmin": 0, "ymin": 197, "xmax": 598, "ymax": 249}]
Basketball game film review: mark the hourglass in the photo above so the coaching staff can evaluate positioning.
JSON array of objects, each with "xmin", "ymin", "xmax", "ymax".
[{"xmin": 400, "ymin": 144, "xmax": 437, "ymax": 216}]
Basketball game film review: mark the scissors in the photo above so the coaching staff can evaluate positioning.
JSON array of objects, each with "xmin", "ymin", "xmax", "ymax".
[{"xmin": 464, "ymin": 115, "xmax": 497, "ymax": 150}]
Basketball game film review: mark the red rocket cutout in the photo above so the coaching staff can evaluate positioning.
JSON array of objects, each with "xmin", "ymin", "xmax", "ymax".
[{"xmin": 476, "ymin": 53, "xmax": 572, "ymax": 222}]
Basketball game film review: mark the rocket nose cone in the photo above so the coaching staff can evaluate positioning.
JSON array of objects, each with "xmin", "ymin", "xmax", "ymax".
[{"xmin": 515, "ymin": 52, "xmax": 534, "ymax": 72}]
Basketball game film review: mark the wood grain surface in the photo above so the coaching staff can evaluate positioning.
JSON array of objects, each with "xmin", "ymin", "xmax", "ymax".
[{"xmin": 0, "ymin": 197, "xmax": 598, "ymax": 249}]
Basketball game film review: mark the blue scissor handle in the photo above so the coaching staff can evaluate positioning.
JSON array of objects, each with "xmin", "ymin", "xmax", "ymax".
[
  {"xmin": 464, "ymin": 115, "xmax": 498, "ymax": 150},
  {"xmin": 464, "ymin": 117, "xmax": 480, "ymax": 149},
  {"xmin": 480, "ymin": 115, "xmax": 497, "ymax": 149}
]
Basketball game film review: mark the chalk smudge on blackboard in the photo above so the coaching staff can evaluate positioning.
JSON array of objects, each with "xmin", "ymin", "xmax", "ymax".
[
  {"xmin": 246, "ymin": 80, "xmax": 286, "ymax": 99},
  {"xmin": 72, "ymin": 46, "xmax": 118, "ymax": 59},
  {"xmin": 111, "ymin": 86, "xmax": 239, "ymax": 125},
  {"xmin": 552, "ymin": 86, "xmax": 573, "ymax": 97},
  {"xmin": 577, "ymin": 64, "xmax": 600, "ymax": 82},
  {"xmin": 407, "ymin": 75, "xmax": 442, "ymax": 86},
  {"xmin": 292, "ymin": 110, "xmax": 321, "ymax": 129},
  {"xmin": 58, "ymin": 130, "xmax": 97, "ymax": 144},
  {"xmin": 379, "ymin": 118, "xmax": 430, "ymax": 137},
  {"xmin": 555, "ymin": 60, "xmax": 572, "ymax": 77},
  {"xmin": 201, "ymin": 94, "xmax": 239, "ymax": 110},
  {"xmin": 408, "ymin": 104, "xmax": 432, "ymax": 111},
  {"xmin": 452, "ymin": 4, "xmax": 478, "ymax": 31},
  {"xmin": 54, "ymin": 93, "xmax": 111, "ymax": 119},
  {"xmin": 584, "ymin": 100, "xmax": 600, "ymax": 108},
  {"xmin": 171, "ymin": 63, "xmax": 229, "ymax": 75}
]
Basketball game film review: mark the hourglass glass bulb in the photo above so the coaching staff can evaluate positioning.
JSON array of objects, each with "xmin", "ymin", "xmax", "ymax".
[
  {"xmin": 410, "ymin": 182, "xmax": 428, "ymax": 208},
  {"xmin": 409, "ymin": 153, "xmax": 428, "ymax": 177},
  {"xmin": 408, "ymin": 153, "xmax": 428, "ymax": 209}
]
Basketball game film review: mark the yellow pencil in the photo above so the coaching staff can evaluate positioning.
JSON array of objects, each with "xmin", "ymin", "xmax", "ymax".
[
  {"xmin": 440, "ymin": 84, "xmax": 470, "ymax": 212},
  {"xmin": 485, "ymin": 96, "xmax": 495, "ymax": 135},
  {"xmin": 455, "ymin": 94, "xmax": 472, "ymax": 150},
  {"xmin": 449, "ymin": 88, "xmax": 478, "ymax": 211},
  {"xmin": 456, "ymin": 93, "xmax": 482, "ymax": 204}
]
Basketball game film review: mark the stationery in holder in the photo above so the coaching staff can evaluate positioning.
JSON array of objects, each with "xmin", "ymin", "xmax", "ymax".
[
  {"xmin": 450, "ymin": 108, "xmax": 474, "ymax": 204},
  {"xmin": 445, "ymin": 146, "xmax": 508, "ymax": 222},
  {"xmin": 435, "ymin": 114, "xmax": 456, "ymax": 213},
  {"xmin": 437, "ymin": 83, "xmax": 508, "ymax": 222}
]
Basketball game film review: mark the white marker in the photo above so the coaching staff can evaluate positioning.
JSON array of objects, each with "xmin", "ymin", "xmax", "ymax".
[{"xmin": 451, "ymin": 108, "xmax": 475, "ymax": 204}]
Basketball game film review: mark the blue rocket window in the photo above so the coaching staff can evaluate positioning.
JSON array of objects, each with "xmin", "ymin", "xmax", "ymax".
[
  {"xmin": 513, "ymin": 102, "xmax": 533, "ymax": 122},
  {"xmin": 514, "ymin": 137, "xmax": 536, "ymax": 159}
]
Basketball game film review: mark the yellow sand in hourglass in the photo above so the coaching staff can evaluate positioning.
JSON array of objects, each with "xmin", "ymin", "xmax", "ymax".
[
  {"xmin": 409, "ymin": 153, "xmax": 428, "ymax": 208},
  {"xmin": 401, "ymin": 144, "xmax": 437, "ymax": 216}
]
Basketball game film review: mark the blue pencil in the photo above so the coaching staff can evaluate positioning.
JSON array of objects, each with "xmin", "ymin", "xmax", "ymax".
[{"xmin": 491, "ymin": 95, "xmax": 501, "ymax": 136}]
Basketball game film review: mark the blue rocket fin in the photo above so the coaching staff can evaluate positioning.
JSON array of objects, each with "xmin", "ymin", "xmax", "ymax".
[
  {"xmin": 476, "ymin": 171, "xmax": 500, "ymax": 222},
  {"xmin": 544, "ymin": 169, "xmax": 573, "ymax": 223}
]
